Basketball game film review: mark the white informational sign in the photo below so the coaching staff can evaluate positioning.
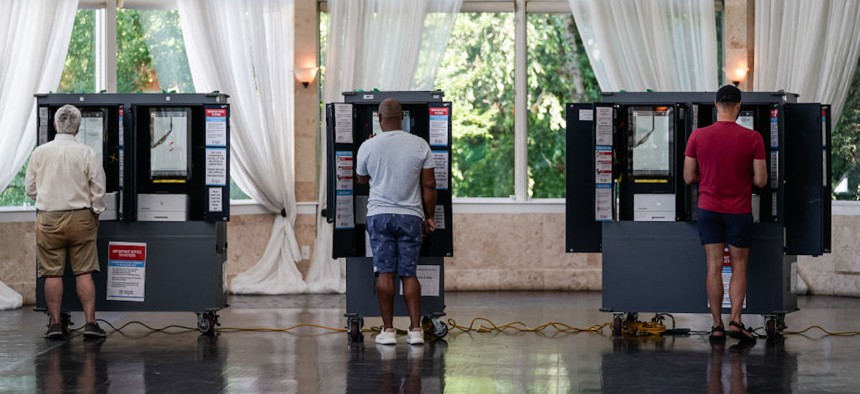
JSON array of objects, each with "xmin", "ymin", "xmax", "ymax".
[
  {"xmin": 770, "ymin": 109, "xmax": 779, "ymax": 148},
  {"xmin": 595, "ymin": 185, "xmax": 613, "ymax": 221},
  {"xmin": 434, "ymin": 205, "xmax": 445, "ymax": 230},
  {"xmin": 107, "ymin": 242, "xmax": 146, "ymax": 302},
  {"xmin": 372, "ymin": 112, "xmax": 382, "ymax": 136},
  {"xmin": 398, "ymin": 265, "xmax": 441, "ymax": 297},
  {"xmin": 209, "ymin": 187, "xmax": 223, "ymax": 212},
  {"xmin": 119, "ymin": 107, "xmax": 124, "ymax": 146},
  {"xmin": 334, "ymin": 103, "xmax": 353, "ymax": 143},
  {"xmin": 579, "ymin": 109, "xmax": 593, "ymax": 121},
  {"xmin": 769, "ymin": 151, "xmax": 779, "ymax": 189},
  {"xmin": 77, "ymin": 114, "xmax": 104, "ymax": 159},
  {"xmin": 595, "ymin": 148, "xmax": 613, "ymax": 185},
  {"xmin": 39, "ymin": 107, "xmax": 48, "ymax": 145},
  {"xmin": 205, "ymin": 108, "xmax": 228, "ymax": 146},
  {"xmin": 771, "ymin": 192, "xmax": 778, "ymax": 217},
  {"xmin": 595, "ymin": 107, "xmax": 614, "ymax": 146},
  {"xmin": 335, "ymin": 191, "xmax": 354, "ymax": 229},
  {"xmin": 432, "ymin": 151, "xmax": 449, "ymax": 190},
  {"xmin": 119, "ymin": 149, "xmax": 124, "ymax": 185},
  {"xmin": 429, "ymin": 107, "xmax": 449, "ymax": 146},
  {"xmin": 335, "ymin": 151, "xmax": 354, "ymax": 191},
  {"xmin": 736, "ymin": 115, "xmax": 754, "ymax": 131},
  {"xmin": 205, "ymin": 148, "xmax": 228, "ymax": 186}
]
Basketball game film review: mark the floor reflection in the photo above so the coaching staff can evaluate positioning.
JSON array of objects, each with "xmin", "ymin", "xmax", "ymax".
[
  {"xmin": 346, "ymin": 339, "xmax": 447, "ymax": 393},
  {"xmin": 603, "ymin": 335, "xmax": 796, "ymax": 393},
  {"xmin": 38, "ymin": 339, "xmax": 109, "ymax": 393}
]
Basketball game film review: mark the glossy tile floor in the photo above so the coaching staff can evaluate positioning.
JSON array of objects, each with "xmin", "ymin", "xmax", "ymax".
[{"xmin": 1, "ymin": 292, "xmax": 860, "ymax": 393}]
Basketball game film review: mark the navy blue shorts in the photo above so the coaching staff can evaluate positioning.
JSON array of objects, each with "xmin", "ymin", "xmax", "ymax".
[
  {"xmin": 367, "ymin": 214, "xmax": 424, "ymax": 277},
  {"xmin": 696, "ymin": 208, "xmax": 753, "ymax": 248}
]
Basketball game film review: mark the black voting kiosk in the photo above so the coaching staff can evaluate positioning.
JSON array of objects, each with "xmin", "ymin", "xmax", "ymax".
[
  {"xmin": 566, "ymin": 92, "xmax": 831, "ymax": 337},
  {"xmin": 325, "ymin": 91, "xmax": 453, "ymax": 342},
  {"xmin": 34, "ymin": 93, "xmax": 230, "ymax": 335}
]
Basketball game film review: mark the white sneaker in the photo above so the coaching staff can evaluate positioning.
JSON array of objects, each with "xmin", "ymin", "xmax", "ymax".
[
  {"xmin": 375, "ymin": 328, "xmax": 397, "ymax": 345},
  {"xmin": 406, "ymin": 328, "xmax": 425, "ymax": 345}
]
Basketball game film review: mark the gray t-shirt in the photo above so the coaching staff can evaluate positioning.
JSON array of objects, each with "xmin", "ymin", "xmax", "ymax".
[{"xmin": 356, "ymin": 130, "xmax": 434, "ymax": 219}]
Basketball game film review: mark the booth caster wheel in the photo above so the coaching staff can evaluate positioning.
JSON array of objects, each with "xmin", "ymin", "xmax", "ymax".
[
  {"xmin": 763, "ymin": 314, "xmax": 786, "ymax": 338},
  {"xmin": 611, "ymin": 315, "xmax": 623, "ymax": 337},
  {"xmin": 347, "ymin": 317, "xmax": 364, "ymax": 343},
  {"xmin": 197, "ymin": 312, "xmax": 220, "ymax": 336},
  {"xmin": 423, "ymin": 317, "xmax": 448, "ymax": 339}
]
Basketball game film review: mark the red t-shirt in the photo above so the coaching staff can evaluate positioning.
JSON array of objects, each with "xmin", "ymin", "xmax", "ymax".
[{"xmin": 684, "ymin": 121, "xmax": 765, "ymax": 214}]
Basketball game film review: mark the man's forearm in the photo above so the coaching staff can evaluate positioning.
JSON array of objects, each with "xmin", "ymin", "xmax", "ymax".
[{"xmin": 422, "ymin": 187, "xmax": 437, "ymax": 218}]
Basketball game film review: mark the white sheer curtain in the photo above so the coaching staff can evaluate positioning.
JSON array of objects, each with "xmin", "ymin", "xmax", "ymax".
[
  {"xmin": 753, "ymin": 0, "xmax": 860, "ymax": 124},
  {"xmin": 305, "ymin": 0, "xmax": 461, "ymax": 293},
  {"xmin": 568, "ymin": 0, "xmax": 718, "ymax": 91},
  {"xmin": 0, "ymin": 0, "xmax": 78, "ymax": 310},
  {"xmin": 178, "ymin": 0, "xmax": 307, "ymax": 294}
]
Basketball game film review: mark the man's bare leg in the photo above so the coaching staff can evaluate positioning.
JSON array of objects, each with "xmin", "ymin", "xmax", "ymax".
[
  {"xmin": 376, "ymin": 273, "xmax": 395, "ymax": 329},
  {"xmin": 705, "ymin": 243, "xmax": 726, "ymax": 333},
  {"xmin": 727, "ymin": 245, "xmax": 750, "ymax": 336},
  {"xmin": 401, "ymin": 276, "xmax": 422, "ymax": 330},
  {"xmin": 75, "ymin": 273, "xmax": 97, "ymax": 323},
  {"xmin": 44, "ymin": 277, "xmax": 64, "ymax": 325}
]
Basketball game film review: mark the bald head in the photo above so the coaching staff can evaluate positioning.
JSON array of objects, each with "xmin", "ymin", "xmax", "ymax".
[{"xmin": 378, "ymin": 99, "xmax": 403, "ymax": 132}]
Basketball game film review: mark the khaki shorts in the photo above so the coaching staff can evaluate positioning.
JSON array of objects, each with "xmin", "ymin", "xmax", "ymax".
[{"xmin": 36, "ymin": 209, "xmax": 100, "ymax": 277}]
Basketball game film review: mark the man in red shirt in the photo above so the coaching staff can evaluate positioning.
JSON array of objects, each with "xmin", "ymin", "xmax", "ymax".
[{"xmin": 683, "ymin": 85, "xmax": 768, "ymax": 343}]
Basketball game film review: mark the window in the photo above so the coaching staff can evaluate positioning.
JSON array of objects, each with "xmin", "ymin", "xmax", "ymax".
[
  {"xmin": 527, "ymin": 13, "xmax": 599, "ymax": 198},
  {"xmin": 436, "ymin": 13, "xmax": 515, "ymax": 198},
  {"xmin": 832, "ymin": 57, "xmax": 860, "ymax": 200}
]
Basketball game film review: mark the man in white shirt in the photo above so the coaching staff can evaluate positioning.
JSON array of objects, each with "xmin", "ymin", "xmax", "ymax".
[
  {"xmin": 356, "ymin": 99, "xmax": 437, "ymax": 346},
  {"xmin": 25, "ymin": 104, "xmax": 107, "ymax": 339}
]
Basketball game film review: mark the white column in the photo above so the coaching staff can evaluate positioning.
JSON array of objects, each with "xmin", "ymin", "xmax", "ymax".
[{"xmin": 514, "ymin": 0, "xmax": 528, "ymax": 201}]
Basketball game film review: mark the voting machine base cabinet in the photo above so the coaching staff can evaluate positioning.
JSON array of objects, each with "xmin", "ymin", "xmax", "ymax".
[
  {"xmin": 325, "ymin": 91, "xmax": 453, "ymax": 342},
  {"xmin": 34, "ymin": 93, "xmax": 231, "ymax": 335},
  {"xmin": 565, "ymin": 92, "xmax": 831, "ymax": 338}
]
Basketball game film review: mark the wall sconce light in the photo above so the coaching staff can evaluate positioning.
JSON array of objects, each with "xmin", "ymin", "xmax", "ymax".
[
  {"xmin": 722, "ymin": 64, "xmax": 749, "ymax": 87},
  {"xmin": 294, "ymin": 67, "xmax": 319, "ymax": 88}
]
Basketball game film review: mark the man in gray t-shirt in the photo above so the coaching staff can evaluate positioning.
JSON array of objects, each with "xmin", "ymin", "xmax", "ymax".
[{"xmin": 356, "ymin": 98, "xmax": 437, "ymax": 346}]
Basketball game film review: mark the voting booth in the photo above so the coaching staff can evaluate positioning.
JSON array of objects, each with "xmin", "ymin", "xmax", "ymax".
[
  {"xmin": 565, "ymin": 92, "xmax": 831, "ymax": 337},
  {"xmin": 34, "ymin": 93, "xmax": 230, "ymax": 335},
  {"xmin": 325, "ymin": 90, "xmax": 453, "ymax": 342}
]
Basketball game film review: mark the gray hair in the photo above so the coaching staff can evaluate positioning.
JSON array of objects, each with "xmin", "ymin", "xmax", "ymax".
[{"xmin": 54, "ymin": 105, "xmax": 81, "ymax": 135}]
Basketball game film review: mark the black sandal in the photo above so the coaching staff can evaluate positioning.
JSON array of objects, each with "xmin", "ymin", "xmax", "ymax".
[
  {"xmin": 709, "ymin": 325, "xmax": 726, "ymax": 342},
  {"xmin": 727, "ymin": 321, "xmax": 756, "ymax": 342}
]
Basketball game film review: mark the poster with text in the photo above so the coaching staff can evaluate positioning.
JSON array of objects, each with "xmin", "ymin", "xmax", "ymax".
[
  {"xmin": 429, "ymin": 107, "xmax": 449, "ymax": 146},
  {"xmin": 334, "ymin": 103, "xmax": 353, "ymax": 143},
  {"xmin": 205, "ymin": 108, "xmax": 228, "ymax": 146},
  {"xmin": 107, "ymin": 242, "xmax": 146, "ymax": 302},
  {"xmin": 432, "ymin": 151, "xmax": 449, "ymax": 190}
]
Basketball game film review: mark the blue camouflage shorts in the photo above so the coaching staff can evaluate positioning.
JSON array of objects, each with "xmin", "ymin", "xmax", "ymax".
[{"xmin": 367, "ymin": 214, "xmax": 424, "ymax": 277}]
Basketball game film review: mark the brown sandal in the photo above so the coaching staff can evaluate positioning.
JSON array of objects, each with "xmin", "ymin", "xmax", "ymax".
[
  {"xmin": 727, "ymin": 321, "xmax": 756, "ymax": 342},
  {"xmin": 709, "ymin": 325, "xmax": 726, "ymax": 342}
]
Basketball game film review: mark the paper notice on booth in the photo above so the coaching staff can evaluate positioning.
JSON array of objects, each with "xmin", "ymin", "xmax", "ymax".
[
  {"xmin": 209, "ymin": 188, "xmax": 222, "ymax": 212},
  {"xmin": 399, "ymin": 265, "xmax": 441, "ymax": 297},
  {"xmin": 429, "ymin": 107, "xmax": 449, "ymax": 146},
  {"xmin": 434, "ymin": 205, "xmax": 445, "ymax": 230},
  {"xmin": 107, "ymin": 242, "xmax": 146, "ymax": 302},
  {"xmin": 335, "ymin": 190, "xmax": 354, "ymax": 229},
  {"xmin": 595, "ymin": 185, "xmax": 613, "ymax": 221},
  {"xmin": 334, "ymin": 103, "xmax": 353, "ymax": 143},
  {"xmin": 595, "ymin": 107, "xmax": 613, "ymax": 146},
  {"xmin": 335, "ymin": 151, "xmax": 354, "ymax": 191},
  {"xmin": 595, "ymin": 148, "xmax": 613, "ymax": 184},
  {"xmin": 39, "ymin": 107, "xmax": 49, "ymax": 145},
  {"xmin": 769, "ymin": 151, "xmax": 779, "ymax": 189},
  {"xmin": 205, "ymin": 108, "xmax": 228, "ymax": 146},
  {"xmin": 205, "ymin": 148, "xmax": 227, "ymax": 186},
  {"xmin": 579, "ymin": 109, "xmax": 593, "ymax": 121},
  {"xmin": 432, "ymin": 151, "xmax": 449, "ymax": 189}
]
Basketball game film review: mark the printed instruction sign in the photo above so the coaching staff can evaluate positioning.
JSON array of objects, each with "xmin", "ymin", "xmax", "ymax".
[
  {"xmin": 335, "ymin": 190, "xmax": 354, "ymax": 229},
  {"xmin": 595, "ymin": 148, "xmax": 613, "ymax": 184},
  {"xmin": 334, "ymin": 103, "xmax": 353, "ymax": 143},
  {"xmin": 579, "ymin": 109, "xmax": 593, "ymax": 121},
  {"xmin": 595, "ymin": 184, "xmax": 613, "ymax": 221},
  {"xmin": 770, "ymin": 109, "xmax": 779, "ymax": 148},
  {"xmin": 205, "ymin": 108, "xmax": 228, "ymax": 146},
  {"xmin": 335, "ymin": 151, "xmax": 354, "ymax": 191},
  {"xmin": 434, "ymin": 205, "xmax": 446, "ymax": 230},
  {"xmin": 209, "ymin": 187, "xmax": 223, "ymax": 212},
  {"xmin": 429, "ymin": 107, "xmax": 449, "ymax": 146},
  {"xmin": 205, "ymin": 148, "xmax": 228, "ymax": 186},
  {"xmin": 769, "ymin": 151, "xmax": 779, "ymax": 189},
  {"xmin": 432, "ymin": 151, "xmax": 449, "ymax": 190},
  {"xmin": 107, "ymin": 242, "xmax": 146, "ymax": 302},
  {"xmin": 400, "ymin": 265, "xmax": 441, "ymax": 297},
  {"xmin": 595, "ymin": 107, "xmax": 614, "ymax": 146}
]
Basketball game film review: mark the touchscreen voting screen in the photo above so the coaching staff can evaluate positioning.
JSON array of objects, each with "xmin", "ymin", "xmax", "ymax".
[
  {"xmin": 149, "ymin": 108, "xmax": 191, "ymax": 181},
  {"xmin": 630, "ymin": 106, "xmax": 673, "ymax": 177},
  {"xmin": 76, "ymin": 109, "xmax": 106, "ymax": 159},
  {"xmin": 372, "ymin": 111, "xmax": 412, "ymax": 135}
]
